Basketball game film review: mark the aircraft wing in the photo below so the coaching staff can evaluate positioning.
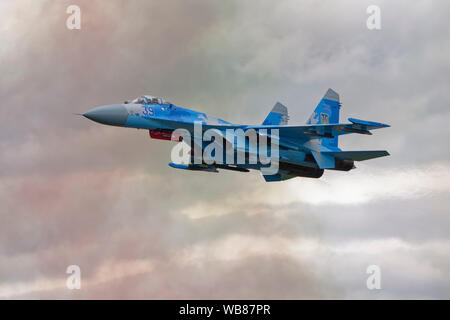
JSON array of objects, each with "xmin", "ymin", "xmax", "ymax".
[
  {"xmin": 245, "ymin": 118, "xmax": 390, "ymax": 140},
  {"xmin": 145, "ymin": 117, "xmax": 389, "ymax": 153}
]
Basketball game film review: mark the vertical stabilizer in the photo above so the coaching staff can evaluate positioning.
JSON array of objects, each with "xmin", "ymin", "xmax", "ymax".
[
  {"xmin": 263, "ymin": 102, "xmax": 289, "ymax": 125},
  {"xmin": 306, "ymin": 88, "xmax": 341, "ymax": 147}
]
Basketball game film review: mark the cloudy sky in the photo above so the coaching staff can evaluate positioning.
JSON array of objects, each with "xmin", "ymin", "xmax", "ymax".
[{"xmin": 1, "ymin": 0, "xmax": 449, "ymax": 299}]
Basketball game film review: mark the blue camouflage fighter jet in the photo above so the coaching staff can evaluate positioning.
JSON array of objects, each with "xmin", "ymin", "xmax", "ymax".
[{"xmin": 82, "ymin": 89, "xmax": 390, "ymax": 182}]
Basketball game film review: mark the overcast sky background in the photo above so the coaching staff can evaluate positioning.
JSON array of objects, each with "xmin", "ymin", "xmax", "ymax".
[{"xmin": 1, "ymin": 0, "xmax": 449, "ymax": 299}]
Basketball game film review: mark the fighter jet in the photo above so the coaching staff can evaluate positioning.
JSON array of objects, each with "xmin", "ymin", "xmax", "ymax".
[{"xmin": 82, "ymin": 89, "xmax": 390, "ymax": 182}]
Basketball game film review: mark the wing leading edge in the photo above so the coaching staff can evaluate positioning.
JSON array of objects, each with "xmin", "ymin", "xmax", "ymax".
[{"xmin": 245, "ymin": 118, "xmax": 390, "ymax": 140}]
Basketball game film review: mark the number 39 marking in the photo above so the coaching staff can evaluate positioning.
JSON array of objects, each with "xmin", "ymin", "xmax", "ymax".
[{"xmin": 142, "ymin": 106, "xmax": 154, "ymax": 116}]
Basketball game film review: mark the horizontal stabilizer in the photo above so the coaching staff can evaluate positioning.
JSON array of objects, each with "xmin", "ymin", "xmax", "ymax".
[
  {"xmin": 322, "ymin": 150, "xmax": 390, "ymax": 161},
  {"xmin": 348, "ymin": 118, "xmax": 390, "ymax": 129}
]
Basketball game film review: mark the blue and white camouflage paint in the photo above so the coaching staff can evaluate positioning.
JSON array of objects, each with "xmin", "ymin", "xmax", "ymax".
[{"xmin": 82, "ymin": 89, "xmax": 390, "ymax": 182}]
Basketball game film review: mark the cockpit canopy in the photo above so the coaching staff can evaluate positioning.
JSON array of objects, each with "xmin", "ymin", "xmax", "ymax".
[{"xmin": 125, "ymin": 95, "xmax": 166, "ymax": 105}]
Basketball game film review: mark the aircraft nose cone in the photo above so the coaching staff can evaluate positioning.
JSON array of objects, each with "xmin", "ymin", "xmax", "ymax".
[{"xmin": 83, "ymin": 104, "xmax": 128, "ymax": 126}]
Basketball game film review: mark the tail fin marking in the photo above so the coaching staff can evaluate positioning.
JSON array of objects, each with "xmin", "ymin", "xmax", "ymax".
[
  {"xmin": 307, "ymin": 88, "xmax": 341, "ymax": 147},
  {"xmin": 263, "ymin": 102, "xmax": 289, "ymax": 125}
]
